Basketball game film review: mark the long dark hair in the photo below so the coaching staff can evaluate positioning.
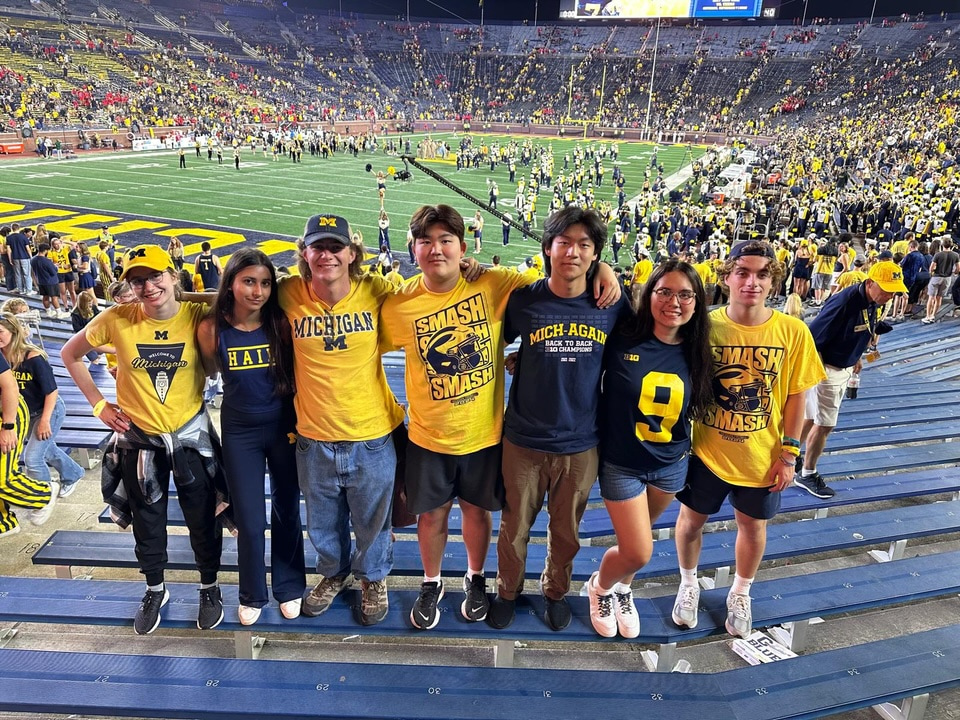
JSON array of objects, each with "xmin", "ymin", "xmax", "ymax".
[
  {"xmin": 213, "ymin": 248, "xmax": 295, "ymax": 397},
  {"xmin": 617, "ymin": 259, "xmax": 713, "ymax": 420}
]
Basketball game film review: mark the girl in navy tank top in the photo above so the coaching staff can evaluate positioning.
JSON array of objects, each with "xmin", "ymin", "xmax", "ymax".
[{"xmin": 197, "ymin": 248, "xmax": 305, "ymax": 626}]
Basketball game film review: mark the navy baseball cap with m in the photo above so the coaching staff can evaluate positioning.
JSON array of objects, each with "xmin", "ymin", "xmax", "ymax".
[{"xmin": 303, "ymin": 214, "xmax": 350, "ymax": 247}]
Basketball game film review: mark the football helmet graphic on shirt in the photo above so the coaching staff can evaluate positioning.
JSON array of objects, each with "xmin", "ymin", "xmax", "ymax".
[
  {"xmin": 713, "ymin": 363, "xmax": 775, "ymax": 414},
  {"xmin": 425, "ymin": 328, "xmax": 486, "ymax": 377}
]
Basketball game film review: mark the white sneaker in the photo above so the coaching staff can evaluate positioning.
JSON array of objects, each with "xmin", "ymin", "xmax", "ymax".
[
  {"xmin": 725, "ymin": 592, "xmax": 752, "ymax": 638},
  {"xmin": 586, "ymin": 572, "xmax": 617, "ymax": 638},
  {"xmin": 56, "ymin": 310, "xmax": 71, "ymax": 320},
  {"xmin": 25, "ymin": 482, "xmax": 60, "ymax": 525},
  {"xmin": 612, "ymin": 582, "xmax": 640, "ymax": 639},
  {"xmin": 672, "ymin": 583, "xmax": 700, "ymax": 629},
  {"xmin": 45, "ymin": 307, "xmax": 56, "ymax": 318},
  {"xmin": 238, "ymin": 605, "xmax": 262, "ymax": 626},
  {"xmin": 280, "ymin": 598, "xmax": 302, "ymax": 619}
]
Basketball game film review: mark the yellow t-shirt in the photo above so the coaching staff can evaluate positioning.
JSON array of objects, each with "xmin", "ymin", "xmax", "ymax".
[
  {"xmin": 85, "ymin": 302, "xmax": 207, "ymax": 434},
  {"xmin": 384, "ymin": 270, "xmax": 404, "ymax": 288},
  {"xmin": 693, "ymin": 261, "xmax": 717, "ymax": 286},
  {"xmin": 380, "ymin": 269, "xmax": 530, "ymax": 454},
  {"xmin": 49, "ymin": 246, "xmax": 73, "ymax": 274},
  {"xmin": 694, "ymin": 308, "xmax": 825, "ymax": 487},
  {"xmin": 631, "ymin": 258, "xmax": 653, "ymax": 285},
  {"xmin": 836, "ymin": 270, "xmax": 867, "ymax": 289},
  {"xmin": 890, "ymin": 239, "xmax": 909, "ymax": 256},
  {"xmin": 278, "ymin": 274, "xmax": 403, "ymax": 442}
]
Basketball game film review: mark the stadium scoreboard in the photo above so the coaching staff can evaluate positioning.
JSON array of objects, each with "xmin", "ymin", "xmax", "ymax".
[{"xmin": 560, "ymin": 0, "xmax": 780, "ymax": 19}]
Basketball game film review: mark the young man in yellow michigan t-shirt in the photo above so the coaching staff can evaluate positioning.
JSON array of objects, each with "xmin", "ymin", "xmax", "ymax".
[
  {"xmin": 671, "ymin": 241, "xmax": 824, "ymax": 639},
  {"xmin": 278, "ymin": 214, "xmax": 405, "ymax": 628},
  {"xmin": 381, "ymin": 204, "xmax": 620, "ymax": 631}
]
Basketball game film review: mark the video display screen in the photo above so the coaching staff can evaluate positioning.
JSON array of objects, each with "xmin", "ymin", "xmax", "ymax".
[{"xmin": 560, "ymin": 0, "xmax": 765, "ymax": 19}]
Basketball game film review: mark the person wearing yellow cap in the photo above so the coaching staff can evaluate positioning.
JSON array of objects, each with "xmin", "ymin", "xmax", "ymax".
[
  {"xmin": 795, "ymin": 259, "xmax": 906, "ymax": 499},
  {"xmin": 61, "ymin": 244, "xmax": 225, "ymax": 636}
]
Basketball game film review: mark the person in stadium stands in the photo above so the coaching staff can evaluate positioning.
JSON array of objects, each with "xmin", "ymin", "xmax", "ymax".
[
  {"xmin": 279, "ymin": 214, "xmax": 404, "ymax": 627},
  {"xmin": 381, "ymin": 204, "xmax": 620, "ymax": 632},
  {"xmin": 487, "ymin": 206, "xmax": 629, "ymax": 632},
  {"xmin": 29, "ymin": 244, "xmax": 69, "ymax": 319},
  {"xmin": 796, "ymin": 262, "xmax": 904, "ymax": 499},
  {"xmin": 61, "ymin": 245, "xmax": 225, "ymax": 635},
  {"xmin": 49, "ymin": 236, "xmax": 78, "ymax": 311},
  {"xmin": 671, "ymin": 241, "xmax": 824, "ymax": 639},
  {"xmin": 472, "ymin": 210, "xmax": 484, "ymax": 254},
  {"xmin": 195, "ymin": 242, "xmax": 222, "ymax": 291},
  {"xmin": 791, "ymin": 240, "xmax": 812, "ymax": 301},
  {"xmin": 0, "ymin": 342, "xmax": 58, "ymax": 538},
  {"xmin": 75, "ymin": 242, "xmax": 96, "ymax": 301},
  {"xmin": 167, "ymin": 236, "xmax": 185, "ymax": 271},
  {"xmin": 0, "ymin": 314, "xmax": 85, "ymax": 499},
  {"xmin": 197, "ymin": 248, "xmax": 306, "ymax": 627},
  {"xmin": 585, "ymin": 259, "xmax": 713, "ymax": 639},
  {"xmin": 6, "ymin": 224, "xmax": 34, "ymax": 295},
  {"xmin": 922, "ymin": 238, "xmax": 959, "ymax": 324}
]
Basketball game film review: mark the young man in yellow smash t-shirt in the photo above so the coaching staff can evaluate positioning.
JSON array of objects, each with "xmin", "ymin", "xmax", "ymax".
[
  {"xmin": 278, "ymin": 214, "xmax": 405, "ymax": 627},
  {"xmin": 381, "ymin": 204, "xmax": 620, "ymax": 631},
  {"xmin": 671, "ymin": 241, "xmax": 824, "ymax": 639}
]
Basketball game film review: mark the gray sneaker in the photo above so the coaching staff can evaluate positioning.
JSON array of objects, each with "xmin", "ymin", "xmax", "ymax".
[
  {"xmin": 672, "ymin": 583, "xmax": 700, "ymax": 629},
  {"xmin": 302, "ymin": 573, "xmax": 353, "ymax": 617},
  {"xmin": 358, "ymin": 579, "xmax": 389, "ymax": 626},
  {"xmin": 725, "ymin": 592, "xmax": 753, "ymax": 638}
]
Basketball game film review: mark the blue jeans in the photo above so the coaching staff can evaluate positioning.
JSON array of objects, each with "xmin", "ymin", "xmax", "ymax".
[
  {"xmin": 25, "ymin": 397, "xmax": 85, "ymax": 486},
  {"xmin": 296, "ymin": 432, "xmax": 396, "ymax": 582},
  {"xmin": 13, "ymin": 258, "xmax": 32, "ymax": 293}
]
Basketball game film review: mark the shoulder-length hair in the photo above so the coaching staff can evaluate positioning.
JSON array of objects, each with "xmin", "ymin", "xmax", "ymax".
[
  {"xmin": 616, "ymin": 259, "xmax": 714, "ymax": 421},
  {"xmin": 212, "ymin": 248, "xmax": 295, "ymax": 397},
  {"xmin": 0, "ymin": 313, "xmax": 46, "ymax": 369}
]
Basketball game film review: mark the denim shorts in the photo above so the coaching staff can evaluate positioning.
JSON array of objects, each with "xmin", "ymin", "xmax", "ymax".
[{"xmin": 599, "ymin": 454, "xmax": 689, "ymax": 502}]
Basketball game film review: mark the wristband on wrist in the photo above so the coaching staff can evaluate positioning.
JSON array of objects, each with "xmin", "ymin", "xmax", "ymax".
[
  {"xmin": 779, "ymin": 444, "xmax": 801, "ymax": 456},
  {"xmin": 92, "ymin": 399, "xmax": 108, "ymax": 417},
  {"xmin": 782, "ymin": 435, "xmax": 801, "ymax": 448},
  {"xmin": 778, "ymin": 453, "xmax": 797, "ymax": 467}
]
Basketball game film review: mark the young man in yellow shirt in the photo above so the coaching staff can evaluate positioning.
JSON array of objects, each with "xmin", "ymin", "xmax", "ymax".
[{"xmin": 671, "ymin": 241, "xmax": 824, "ymax": 639}]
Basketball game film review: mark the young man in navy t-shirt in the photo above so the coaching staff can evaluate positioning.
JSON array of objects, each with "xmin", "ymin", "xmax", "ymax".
[{"xmin": 488, "ymin": 206, "xmax": 629, "ymax": 631}]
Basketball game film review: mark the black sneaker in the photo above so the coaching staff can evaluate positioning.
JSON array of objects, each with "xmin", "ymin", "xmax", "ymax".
[
  {"xmin": 793, "ymin": 472, "xmax": 835, "ymax": 499},
  {"xmin": 410, "ymin": 580, "xmax": 444, "ymax": 630},
  {"xmin": 544, "ymin": 596, "xmax": 572, "ymax": 631},
  {"xmin": 486, "ymin": 595, "xmax": 516, "ymax": 629},
  {"xmin": 134, "ymin": 588, "xmax": 169, "ymax": 635},
  {"xmin": 197, "ymin": 586, "xmax": 224, "ymax": 630},
  {"xmin": 461, "ymin": 573, "xmax": 489, "ymax": 622}
]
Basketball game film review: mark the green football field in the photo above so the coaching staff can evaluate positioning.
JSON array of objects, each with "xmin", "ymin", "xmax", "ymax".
[{"xmin": 0, "ymin": 133, "xmax": 704, "ymax": 273}]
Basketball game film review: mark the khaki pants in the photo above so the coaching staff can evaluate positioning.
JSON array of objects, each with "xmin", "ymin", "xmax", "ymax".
[{"xmin": 495, "ymin": 438, "xmax": 598, "ymax": 601}]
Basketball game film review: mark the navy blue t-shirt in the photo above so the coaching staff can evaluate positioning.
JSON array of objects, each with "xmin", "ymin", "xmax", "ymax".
[
  {"xmin": 30, "ymin": 254, "xmax": 59, "ymax": 286},
  {"xmin": 218, "ymin": 324, "xmax": 281, "ymax": 414},
  {"xmin": 503, "ymin": 279, "xmax": 629, "ymax": 453},
  {"xmin": 6, "ymin": 232, "xmax": 31, "ymax": 260},
  {"xmin": 599, "ymin": 334, "xmax": 692, "ymax": 471},
  {"xmin": 13, "ymin": 354, "xmax": 58, "ymax": 416}
]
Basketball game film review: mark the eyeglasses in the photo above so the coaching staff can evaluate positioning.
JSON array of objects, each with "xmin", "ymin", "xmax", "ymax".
[
  {"xmin": 653, "ymin": 288, "xmax": 696, "ymax": 304},
  {"xmin": 128, "ymin": 271, "xmax": 166, "ymax": 289}
]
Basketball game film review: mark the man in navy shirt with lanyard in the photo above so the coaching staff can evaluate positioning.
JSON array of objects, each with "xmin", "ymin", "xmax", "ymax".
[
  {"xmin": 487, "ymin": 206, "xmax": 629, "ymax": 631},
  {"xmin": 795, "ymin": 261, "xmax": 906, "ymax": 498}
]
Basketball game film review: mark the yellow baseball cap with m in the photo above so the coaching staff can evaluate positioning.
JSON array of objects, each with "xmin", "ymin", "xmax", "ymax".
[
  {"xmin": 867, "ymin": 261, "xmax": 908, "ymax": 293},
  {"xmin": 120, "ymin": 245, "xmax": 175, "ymax": 280}
]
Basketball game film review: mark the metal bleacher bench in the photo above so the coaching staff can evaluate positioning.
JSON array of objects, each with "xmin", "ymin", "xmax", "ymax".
[
  {"xmin": 8, "ymin": 549, "xmax": 960, "ymax": 672},
  {"xmin": 143, "ymin": 466, "xmax": 960, "ymax": 542},
  {"xmin": 0, "ymin": 618, "xmax": 958, "ymax": 720},
  {"xmin": 39, "ymin": 498, "xmax": 960, "ymax": 619}
]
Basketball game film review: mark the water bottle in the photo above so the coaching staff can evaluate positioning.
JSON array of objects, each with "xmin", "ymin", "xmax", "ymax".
[{"xmin": 845, "ymin": 371, "xmax": 860, "ymax": 399}]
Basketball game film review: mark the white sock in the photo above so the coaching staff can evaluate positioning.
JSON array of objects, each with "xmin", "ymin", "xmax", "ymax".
[
  {"xmin": 147, "ymin": 583, "xmax": 164, "ymax": 592},
  {"xmin": 200, "ymin": 581, "xmax": 218, "ymax": 590},
  {"xmin": 466, "ymin": 568, "xmax": 483, "ymax": 580},
  {"xmin": 593, "ymin": 575, "xmax": 612, "ymax": 596},
  {"xmin": 730, "ymin": 574, "xmax": 754, "ymax": 597},
  {"xmin": 801, "ymin": 468, "xmax": 816, "ymax": 477},
  {"xmin": 423, "ymin": 574, "xmax": 442, "ymax": 584},
  {"xmin": 679, "ymin": 567, "xmax": 698, "ymax": 586},
  {"xmin": 613, "ymin": 581, "xmax": 633, "ymax": 595}
]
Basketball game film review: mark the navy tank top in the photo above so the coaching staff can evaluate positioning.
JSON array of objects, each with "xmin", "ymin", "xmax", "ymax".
[{"xmin": 218, "ymin": 324, "xmax": 281, "ymax": 414}]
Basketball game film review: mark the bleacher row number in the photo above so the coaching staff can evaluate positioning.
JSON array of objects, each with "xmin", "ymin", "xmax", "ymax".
[
  {"xmin": 847, "ymin": 668, "xmax": 859, "ymax": 676},
  {"xmin": 206, "ymin": 680, "xmax": 219, "ymax": 687},
  {"xmin": 755, "ymin": 687, "xmax": 768, "ymax": 696},
  {"xmin": 933, "ymin": 650, "xmax": 946, "ymax": 658},
  {"xmin": 650, "ymin": 693, "xmax": 664, "ymax": 701},
  {"xmin": 316, "ymin": 683, "xmax": 329, "ymax": 691},
  {"xmin": 428, "ymin": 687, "xmax": 441, "ymax": 694},
  {"xmin": 95, "ymin": 675, "xmax": 110, "ymax": 683}
]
